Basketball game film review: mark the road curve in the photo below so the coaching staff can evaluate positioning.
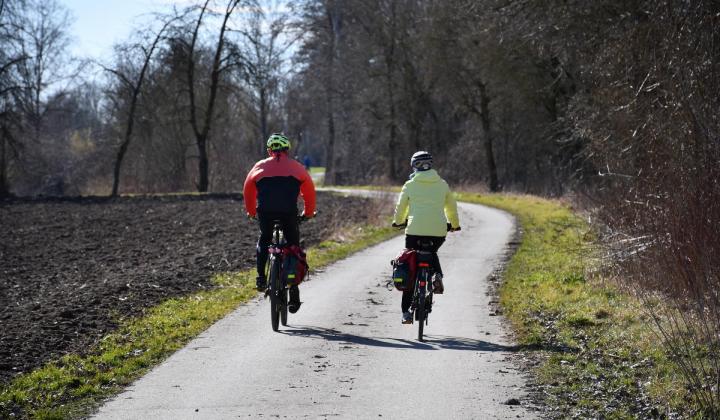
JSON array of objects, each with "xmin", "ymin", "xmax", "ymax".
[{"xmin": 93, "ymin": 200, "xmax": 536, "ymax": 419}]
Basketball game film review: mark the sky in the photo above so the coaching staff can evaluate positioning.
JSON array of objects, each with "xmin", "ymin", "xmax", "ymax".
[
  {"xmin": 62, "ymin": 0, "xmax": 185, "ymax": 61},
  {"xmin": 62, "ymin": 1, "xmax": 292, "ymax": 63}
]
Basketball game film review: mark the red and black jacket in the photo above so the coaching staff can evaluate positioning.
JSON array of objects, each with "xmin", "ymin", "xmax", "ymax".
[{"xmin": 243, "ymin": 153, "xmax": 316, "ymax": 217}]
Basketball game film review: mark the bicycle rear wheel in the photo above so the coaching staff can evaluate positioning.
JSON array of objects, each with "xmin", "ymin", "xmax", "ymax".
[
  {"xmin": 270, "ymin": 259, "xmax": 281, "ymax": 332},
  {"xmin": 417, "ymin": 296, "xmax": 426, "ymax": 341},
  {"xmin": 416, "ymin": 270, "xmax": 428, "ymax": 341}
]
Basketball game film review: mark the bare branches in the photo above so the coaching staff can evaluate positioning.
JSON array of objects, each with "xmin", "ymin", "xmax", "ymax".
[{"xmin": 104, "ymin": 15, "xmax": 178, "ymax": 196}]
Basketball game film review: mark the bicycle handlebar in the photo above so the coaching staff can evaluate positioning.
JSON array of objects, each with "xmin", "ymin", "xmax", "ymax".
[{"xmin": 391, "ymin": 221, "xmax": 461, "ymax": 232}]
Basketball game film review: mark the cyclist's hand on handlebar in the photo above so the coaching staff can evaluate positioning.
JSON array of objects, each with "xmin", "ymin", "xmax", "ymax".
[
  {"xmin": 299, "ymin": 211, "xmax": 317, "ymax": 222},
  {"xmin": 447, "ymin": 223, "xmax": 461, "ymax": 232}
]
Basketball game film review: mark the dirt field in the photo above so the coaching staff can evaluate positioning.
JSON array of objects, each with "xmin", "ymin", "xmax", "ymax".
[{"xmin": 0, "ymin": 192, "xmax": 384, "ymax": 384}]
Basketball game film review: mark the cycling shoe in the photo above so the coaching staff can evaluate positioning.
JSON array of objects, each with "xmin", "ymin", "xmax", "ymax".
[{"xmin": 288, "ymin": 285, "xmax": 301, "ymax": 313}]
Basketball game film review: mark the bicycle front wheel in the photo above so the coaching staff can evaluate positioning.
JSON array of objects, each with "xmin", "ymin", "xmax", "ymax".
[{"xmin": 280, "ymin": 287, "xmax": 288, "ymax": 326}]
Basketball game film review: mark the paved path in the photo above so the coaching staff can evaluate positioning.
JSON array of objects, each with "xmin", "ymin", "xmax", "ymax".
[{"xmin": 93, "ymin": 200, "xmax": 536, "ymax": 419}]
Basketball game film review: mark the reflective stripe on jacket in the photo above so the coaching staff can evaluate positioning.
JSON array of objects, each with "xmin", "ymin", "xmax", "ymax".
[
  {"xmin": 243, "ymin": 153, "xmax": 316, "ymax": 217},
  {"xmin": 392, "ymin": 169, "xmax": 460, "ymax": 237}
]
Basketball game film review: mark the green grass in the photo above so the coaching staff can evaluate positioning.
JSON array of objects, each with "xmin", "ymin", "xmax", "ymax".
[
  {"xmin": 457, "ymin": 193, "xmax": 689, "ymax": 418},
  {"xmin": 309, "ymin": 166, "xmax": 325, "ymax": 175},
  {"xmin": 0, "ymin": 224, "xmax": 397, "ymax": 420}
]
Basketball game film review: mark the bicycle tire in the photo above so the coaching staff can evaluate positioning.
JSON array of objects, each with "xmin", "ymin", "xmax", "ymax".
[
  {"xmin": 270, "ymin": 258, "xmax": 280, "ymax": 332},
  {"xmin": 280, "ymin": 287, "xmax": 288, "ymax": 326},
  {"xmin": 416, "ymin": 269, "xmax": 427, "ymax": 341}
]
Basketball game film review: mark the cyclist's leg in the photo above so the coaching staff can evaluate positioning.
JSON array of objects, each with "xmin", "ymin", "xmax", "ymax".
[
  {"xmin": 430, "ymin": 237, "xmax": 446, "ymax": 275},
  {"xmin": 280, "ymin": 213, "xmax": 300, "ymax": 247},
  {"xmin": 401, "ymin": 235, "xmax": 419, "ymax": 318},
  {"xmin": 256, "ymin": 211, "xmax": 274, "ymax": 279},
  {"xmin": 401, "ymin": 290, "xmax": 413, "ymax": 312},
  {"xmin": 402, "ymin": 235, "xmax": 418, "ymax": 314}
]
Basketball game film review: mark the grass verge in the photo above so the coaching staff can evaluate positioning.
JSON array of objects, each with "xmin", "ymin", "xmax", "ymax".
[
  {"xmin": 456, "ymin": 193, "xmax": 687, "ymax": 419},
  {"xmin": 0, "ymin": 224, "xmax": 397, "ymax": 420}
]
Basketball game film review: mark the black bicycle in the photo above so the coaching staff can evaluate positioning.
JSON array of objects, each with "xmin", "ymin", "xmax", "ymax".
[
  {"xmin": 393, "ymin": 222, "xmax": 460, "ymax": 341},
  {"xmin": 265, "ymin": 216, "xmax": 308, "ymax": 332},
  {"xmin": 412, "ymin": 239, "xmax": 438, "ymax": 341}
]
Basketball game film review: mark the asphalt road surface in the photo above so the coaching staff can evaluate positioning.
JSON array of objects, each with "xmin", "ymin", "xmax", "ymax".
[{"xmin": 93, "ymin": 200, "xmax": 536, "ymax": 419}]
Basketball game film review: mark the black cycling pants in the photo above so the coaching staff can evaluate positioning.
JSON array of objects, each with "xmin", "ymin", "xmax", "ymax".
[
  {"xmin": 256, "ymin": 211, "xmax": 300, "ymax": 278},
  {"xmin": 402, "ymin": 235, "xmax": 445, "ymax": 312}
]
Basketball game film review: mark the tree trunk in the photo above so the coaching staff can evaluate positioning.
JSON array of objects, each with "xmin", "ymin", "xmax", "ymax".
[
  {"xmin": 111, "ymin": 80, "xmax": 141, "ymax": 197},
  {"xmin": 388, "ymin": 91, "xmax": 397, "ymax": 180},
  {"xmin": 108, "ymin": 18, "xmax": 174, "ymax": 196},
  {"xmin": 324, "ymin": 96, "xmax": 336, "ymax": 185},
  {"xmin": 323, "ymin": 1, "xmax": 340, "ymax": 186},
  {"xmin": 0, "ymin": 126, "xmax": 7, "ymax": 197},
  {"xmin": 197, "ymin": 135, "xmax": 209, "ymax": 192},
  {"xmin": 260, "ymin": 87, "xmax": 268, "ymax": 155},
  {"xmin": 477, "ymin": 81, "xmax": 500, "ymax": 192},
  {"xmin": 187, "ymin": 0, "xmax": 239, "ymax": 193},
  {"xmin": 385, "ymin": 2, "xmax": 398, "ymax": 181},
  {"xmin": 111, "ymin": 134, "xmax": 132, "ymax": 196}
]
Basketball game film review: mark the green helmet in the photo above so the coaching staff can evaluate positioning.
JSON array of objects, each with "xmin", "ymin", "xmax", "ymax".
[{"xmin": 266, "ymin": 133, "xmax": 291, "ymax": 151}]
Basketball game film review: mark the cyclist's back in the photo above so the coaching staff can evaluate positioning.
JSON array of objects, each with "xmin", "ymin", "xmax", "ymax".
[
  {"xmin": 244, "ymin": 134, "xmax": 316, "ymax": 314},
  {"xmin": 395, "ymin": 169, "xmax": 458, "ymax": 237},
  {"xmin": 392, "ymin": 151, "xmax": 460, "ymax": 324}
]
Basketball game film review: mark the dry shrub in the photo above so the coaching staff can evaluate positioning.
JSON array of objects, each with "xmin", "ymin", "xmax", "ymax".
[
  {"xmin": 581, "ymin": 1, "xmax": 720, "ymax": 415},
  {"xmin": 606, "ymin": 162, "xmax": 720, "ymax": 413}
]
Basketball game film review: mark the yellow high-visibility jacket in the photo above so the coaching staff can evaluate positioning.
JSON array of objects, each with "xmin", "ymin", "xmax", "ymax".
[{"xmin": 392, "ymin": 169, "xmax": 460, "ymax": 237}]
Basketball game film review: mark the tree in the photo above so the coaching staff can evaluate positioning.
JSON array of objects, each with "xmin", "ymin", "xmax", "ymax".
[
  {"xmin": 102, "ymin": 17, "xmax": 175, "ymax": 197},
  {"xmin": 0, "ymin": 0, "xmax": 77, "ymax": 196},
  {"xmin": 0, "ymin": 0, "xmax": 25, "ymax": 196},
  {"xmin": 234, "ymin": 0, "xmax": 297, "ymax": 155},
  {"xmin": 14, "ymin": 0, "xmax": 73, "ymax": 140},
  {"xmin": 185, "ymin": 0, "xmax": 246, "ymax": 192}
]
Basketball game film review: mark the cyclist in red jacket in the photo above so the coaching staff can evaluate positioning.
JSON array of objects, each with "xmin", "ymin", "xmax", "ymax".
[{"xmin": 243, "ymin": 133, "xmax": 316, "ymax": 313}]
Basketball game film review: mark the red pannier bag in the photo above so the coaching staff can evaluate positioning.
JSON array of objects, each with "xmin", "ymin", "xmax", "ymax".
[
  {"xmin": 282, "ymin": 245, "xmax": 309, "ymax": 286},
  {"xmin": 391, "ymin": 249, "xmax": 417, "ymax": 291}
]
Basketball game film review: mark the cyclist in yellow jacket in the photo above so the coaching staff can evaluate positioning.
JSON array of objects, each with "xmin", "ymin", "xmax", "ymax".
[{"xmin": 392, "ymin": 151, "xmax": 461, "ymax": 324}]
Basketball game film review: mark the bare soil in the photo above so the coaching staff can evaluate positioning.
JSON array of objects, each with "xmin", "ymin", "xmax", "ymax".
[{"xmin": 0, "ymin": 192, "xmax": 379, "ymax": 384}]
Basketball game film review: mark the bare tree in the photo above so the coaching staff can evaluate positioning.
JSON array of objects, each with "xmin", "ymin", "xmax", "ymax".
[
  {"xmin": 14, "ymin": 0, "xmax": 73, "ymax": 139},
  {"xmin": 322, "ymin": 0, "xmax": 341, "ymax": 185},
  {"xmin": 234, "ymin": 0, "xmax": 298, "ymax": 155},
  {"xmin": 0, "ymin": 0, "xmax": 22, "ymax": 196},
  {"xmin": 102, "ymin": 17, "xmax": 175, "ymax": 197},
  {"xmin": 185, "ymin": 0, "xmax": 245, "ymax": 192},
  {"xmin": 0, "ymin": 0, "xmax": 76, "ymax": 196}
]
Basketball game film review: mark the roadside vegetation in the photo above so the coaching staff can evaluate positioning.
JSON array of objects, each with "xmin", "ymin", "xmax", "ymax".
[
  {"xmin": 0, "ymin": 220, "xmax": 396, "ymax": 419},
  {"xmin": 458, "ymin": 193, "xmax": 698, "ymax": 418}
]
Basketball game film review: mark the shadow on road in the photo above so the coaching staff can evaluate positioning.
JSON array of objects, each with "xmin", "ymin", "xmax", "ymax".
[
  {"xmin": 421, "ymin": 334, "xmax": 520, "ymax": 352},
  {"xmin": 280, "ymin": 325, "xmax": 518, "ymax": 352}
]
